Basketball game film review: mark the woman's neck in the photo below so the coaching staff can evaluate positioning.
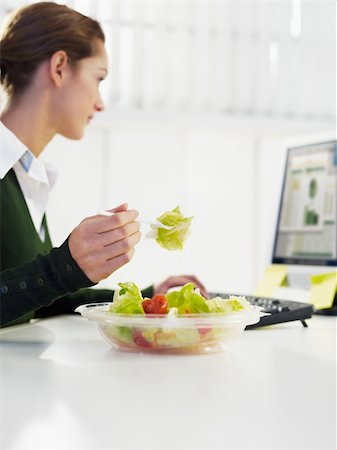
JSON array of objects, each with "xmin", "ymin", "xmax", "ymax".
[{"xmin": 1, "ymin": 94, "xmax": 56, "ymax": 157}]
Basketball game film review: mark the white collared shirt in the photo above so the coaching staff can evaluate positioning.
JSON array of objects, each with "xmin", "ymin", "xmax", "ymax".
[{"xmin": 0, "ymin": 121, "xmax": 58, "ymax": 241}]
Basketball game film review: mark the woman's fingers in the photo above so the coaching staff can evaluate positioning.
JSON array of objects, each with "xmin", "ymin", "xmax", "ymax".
[
  {"xmin": 68, "ymin": 207, "xmax": 141, "ymax": 283},
  {"xmin": 81, "ymin": 233, "xmax": 140, "ymax": 282},
  {"xmin": 104, "ymin": 248, "xmax": 136, "ymax": 277},
  {"xmin": 88, "ymin": 209, "xmax": 139, "ymax": 234},
  {"xmin": 104, "ymin": 231, "xmax": 141, "ymax": 261},
  {"xmin": 108, "ymin": 203, "xmax": 128, "ymax": 213},
  {"xmin": 98, "ymin": 221, "xmax": 140, "ymax": 247}
]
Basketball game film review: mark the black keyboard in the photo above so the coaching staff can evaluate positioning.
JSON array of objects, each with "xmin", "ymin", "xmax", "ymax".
[{"xmin": 211, "ymin": 293, "xmax": 314, "ymax": 329}]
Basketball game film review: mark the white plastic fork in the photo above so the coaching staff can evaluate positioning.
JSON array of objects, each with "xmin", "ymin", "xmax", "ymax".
[{"xmin": 97, "ymin": 210, "xmax": 173, "ymax": 230}]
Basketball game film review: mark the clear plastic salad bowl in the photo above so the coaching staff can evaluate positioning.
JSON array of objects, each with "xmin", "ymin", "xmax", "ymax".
[{"xmin": 75, "ymin": 302, "xmax": 263, "ymax": 354}]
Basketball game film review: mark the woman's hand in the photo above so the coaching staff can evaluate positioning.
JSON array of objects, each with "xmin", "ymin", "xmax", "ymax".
[
  {"xmin": 68, "ymin": 203, "xmax": 141, "ymax": 283},
  {"xmin": 153, "ymin": 274, "xmax": 208, "ymax": 298}
]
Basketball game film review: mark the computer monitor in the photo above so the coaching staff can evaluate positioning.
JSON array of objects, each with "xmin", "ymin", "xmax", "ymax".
[{"xmin": 271, "ymin": 140, "xmax": 337, "ymax": 292}]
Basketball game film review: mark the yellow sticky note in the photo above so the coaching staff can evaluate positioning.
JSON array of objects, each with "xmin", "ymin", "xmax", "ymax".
[
  {"xmin": 308, "ymin": 272, "xmax": 337, "ymax": 310},
  {"xmin": 254, "ymin": 264, "xmax": 288, "ymax": 297}
]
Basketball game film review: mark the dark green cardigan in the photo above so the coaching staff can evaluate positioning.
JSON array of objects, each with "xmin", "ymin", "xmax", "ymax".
[{"xmin": 0, "ymin": 169, "xmax": 153, "ymax": 327}]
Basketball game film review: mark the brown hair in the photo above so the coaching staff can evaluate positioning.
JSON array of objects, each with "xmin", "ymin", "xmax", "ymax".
[{"xmin": 0, "ymin": 1, "xmax": 105, "ymax": 99}]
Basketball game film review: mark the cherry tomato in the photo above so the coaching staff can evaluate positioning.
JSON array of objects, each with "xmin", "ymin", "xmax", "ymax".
[
  {"xmin": 141, "ymin": 299, "xmax": 153, "ymax": 314},
  {"xmin": 142, "ymin": 294, "xmax": 168, "ymax": 314},
  {"xmin": 198, "ymin": 327, "xmax": 212, "ymax": 336},
  {"xmin": 132, "ymin": 329, "xmax": 152, "ymax": 348}
]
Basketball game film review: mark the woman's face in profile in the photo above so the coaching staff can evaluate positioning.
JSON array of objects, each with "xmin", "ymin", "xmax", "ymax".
[{"xmin": 55, "ymin": 39, "xmax": 108, "ymax": 140}]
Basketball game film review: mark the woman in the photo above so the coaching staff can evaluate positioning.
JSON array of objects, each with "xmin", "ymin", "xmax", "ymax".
[{"xmin": 0, "ymin": 2, "xmax": 206, "ymax": 327}]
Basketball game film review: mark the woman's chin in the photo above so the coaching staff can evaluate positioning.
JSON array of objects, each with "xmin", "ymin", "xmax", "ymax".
[{"xmin": 61, "ymin": 128, "xmax": 85, "ymax": 140}]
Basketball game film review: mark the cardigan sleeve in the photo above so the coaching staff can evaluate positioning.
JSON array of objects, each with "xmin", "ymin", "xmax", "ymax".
[
  {"xmin": 0, "ymin": 237, "xmax": 154, "ymax": 327},
  {"xmin": 0, "ymin": 238, "xmax": 94, "ymax": 327}
]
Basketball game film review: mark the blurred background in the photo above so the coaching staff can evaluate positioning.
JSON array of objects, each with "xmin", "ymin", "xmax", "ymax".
[{"xmin": 0, "ymin": 0, "xmax": 335, "ymax": 293}]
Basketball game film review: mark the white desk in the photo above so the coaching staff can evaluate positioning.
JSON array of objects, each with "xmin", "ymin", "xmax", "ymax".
[{"xmin": 0, "ymin": 315, "xmax": 335, "ymax": 450}]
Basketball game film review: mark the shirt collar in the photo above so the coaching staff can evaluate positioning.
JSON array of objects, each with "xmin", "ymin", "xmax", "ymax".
[
  {"xmin": 0, "ymin": 121, "xmax": 27, "ymax": 179},
  {"xmin": 0, "ymin": 120, "xmax": 58, "ymax": 187}
]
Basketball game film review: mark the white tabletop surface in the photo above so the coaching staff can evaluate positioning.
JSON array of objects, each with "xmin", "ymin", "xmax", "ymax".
[{"xmin": 0, "ymin": 314, "xmax": 335, "ymax": 450}]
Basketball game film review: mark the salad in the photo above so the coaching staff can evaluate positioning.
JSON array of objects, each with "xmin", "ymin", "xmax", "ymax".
[
  {"xmin": 150, "ymin": 206, "xmax": 193, "ymax": 251},
  {"xmin": 101, "ymin": 281, "xmax": 258, "ymax": 351}
]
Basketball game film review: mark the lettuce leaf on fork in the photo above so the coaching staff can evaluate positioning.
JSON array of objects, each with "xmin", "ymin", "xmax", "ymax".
[{"xmin": 155, "ymin": 205, "xmax": 193, "ymax": 251}]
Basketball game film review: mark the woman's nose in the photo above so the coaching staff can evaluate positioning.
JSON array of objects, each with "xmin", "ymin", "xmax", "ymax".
[
  {"xmin": 95, "ymin": 94, "xmax": 105, "ymax": 112},
  {"xmin": 95, "ymin": 101, "xmax": 105, "ymax": 112}
]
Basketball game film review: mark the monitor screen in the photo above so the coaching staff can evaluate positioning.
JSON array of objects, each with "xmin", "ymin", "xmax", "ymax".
[{"xmin": 272, "ymin": 140, "xmax": 337, "ymax": 267}]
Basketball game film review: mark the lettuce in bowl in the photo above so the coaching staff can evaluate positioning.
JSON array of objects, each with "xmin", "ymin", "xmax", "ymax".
[
  {"xmin": 166, "ymin": 283, "xmax": 210, "ymax": 314},
  {"xmin": 108, "ymin": 282, "xmax": 144, "ymax": 314}
]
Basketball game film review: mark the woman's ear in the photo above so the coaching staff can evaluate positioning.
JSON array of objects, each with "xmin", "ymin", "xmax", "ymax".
[{"xmin": 49, "ymin": 50, "xmax": 69, "ymax": 87}]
